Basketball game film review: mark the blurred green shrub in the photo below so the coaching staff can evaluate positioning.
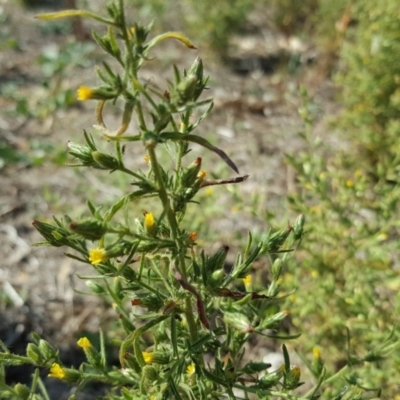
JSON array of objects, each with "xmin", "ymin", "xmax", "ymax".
[{"xmin": 283, "ymin": 0, "xmax": 400, "ymax": 390}]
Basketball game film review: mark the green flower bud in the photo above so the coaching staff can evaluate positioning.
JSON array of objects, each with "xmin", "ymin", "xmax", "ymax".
[
  {"xmin": 260, "ymin": 368, "xmax": 283, "ymax": 389},
  {"xmin": 284, "ymin": 366, "xmax": 301, "ymax": 390},
  {"xmin": 311, "ymin": 347, "xmax": 324, "ymax": 377},
  {"xmin": 32, "ymin": 219, "xmax": 70, "ymax": 247},
  {"xmin": 150, "ymin": 351, "xmax": 170, "ymax": 365},
  {"xmin": 91, "ymin": 151, "xmax": 121, "ymax": 170},
  {"xmin": 86, "ymin": 280, "xmax": 105, "ymax": 294},
  {"xmin": 142, "ymin": 365, "xmax": 158, "ymax": 382},
  {"xmin": 261, "ymin": 227, "xmax": 292, "ymax": 254},
  {"xmin": 69, "ymin": 218, "xmax": 108, "ymax": 241},
  {"xmin": 14, "ymin": 383, "xmax": 30, "ymax": 399},
  {"xmin": 181, "ymin": 157, "xmax": 202, "ymax": 188},
  {"xmin": 27, "ymin": 343, "xmax": 42, "ymax": 364},
  {"xmin": 259, "ymin": 310, "xmax": 289, "ymax": 330},
  {"xmin": 67, "ymin": 142, "xmax": 98, "ymax": 168},
  {"xmin": 132, "ymin": 295, "xmax": 164, "ymax": 312},
  {"xmin": 241, "ymin": 362, "xmax": 272, "ymax": 375},
  {"xmin": 123, "ymin": 352, "xmax": 141, "ymax": 373},
  {"xmin": 79, "ymin": 341, "xmax": 102, "ymax": 368},
  {"xmin": 271, "ymin": 258, "xmax": 283, "ymax": 281},
  {"xmin": 39, "ymin": 340, "xmax": 57, "ymax": 361},
  {"xmin": 186, "ymin": 56, "xmax": 207, "ymax": 101},
  {"xmin": 206, "ymin": 245, "xmax": 229, "ymax": 274},
  {"xmin": 173, "ymin": 75, "xmax": 197, "ymax": 106},
  {"xmin": 77, "ymin": 85, "xmax": 118, "ymax": 101},
  {"xmin": 209, "ymin": 269, "xmax": 225, "ymax": 287},
  {"xmin": 293, "ymin": 214, "xmax": 305, "ymax": 240},
  {"xmin": 224, "ymin": 312, "xmax": 253, "ymax": 334}
]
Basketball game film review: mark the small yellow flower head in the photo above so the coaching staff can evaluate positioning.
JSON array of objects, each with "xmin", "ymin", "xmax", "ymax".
[
  {"xmin": 197, "ymin": 170, "xmax": 207, "ymax": 180},
  {"xmin": 205, "ymin": 187, "xmax": 213, "ymax": 196},
  {"xmin": 88, "ymin": 248, "xmax": 107, "ymax": 265},
  {"xmin": 189, "ymin": 231, "xmax": 198, "ymax": 243},
  {"xmin": 345, "ymin": 179, "xmax": 354, "ymax": 188},
  {"xmin": 77, "ymin": 85, "xmax": 94, "ymax": 101},
  {"xmin": 142, "ymin": 351, "xmax": 154, "ymax": 364},
  {"xmin": 313, "ymin": 347, "xmax": 321, "ymax": 359},
  {"xmin": 49, "ymin": 363, "xmax": 66, "ymax": 380},
  {"xmin": 377, "ymin": 232, "xmax": 388, "ymax": 241},
  {"xmin": 144, "ymin": 212, "xmax": 156, "ymax": 234},
  {"xmin": 291, "ymin": 366, "xmax": 301, "ymax": 379},
  {"xmin": 243, "ymin": 275, "xmax": 252, "ymax": 286},
  {"xmin": 144, "ymin": 154, "xmax": 151, "ymax": 164},
  {"xmin": 186, "ymin": 363, "xmax": 196, "ymax": 376},
  {"xmin": 77, "ymin": 337, "xmax": 92, "ymax": 349}
]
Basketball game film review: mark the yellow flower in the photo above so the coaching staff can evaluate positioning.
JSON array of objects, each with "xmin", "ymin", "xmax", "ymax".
[
  {"xmin": 243, "ymin": 275, "xmax": 252, "ymax": 286},
  {"xmin": 205, "ymin": 187, "xmax": 213, "ymax": 196},
  {"xmin": 345, "ymin": 179, "xmax": 354, "ymax": 188},
  {"xmin": 186, "ymin": 363, "xmax": 196, "ymax": 376},
  {"xmin": 77, "ymin": 85, "xmax": 94, "ymax": 101},
  {"xmin": 197, "ymin": 170, "xmax": 207, "ymax": 180},
  {"xmin": 189, "ymin": 231, "xmax": 198, "ymax": 243},
  {"xmin": 144, "ymin": 212, "xmax": 156, "ymax": 234},
  {"xmin": 144, "ymin": 154, "xmax": 151, "ymax": 164},
  {"xmin": 291, "ymin": 366, "xmax": 301, "ymax": 378},
  {"xmin": 142, "ymin": 351, "xmax": 154, "ymax": 364},
  {"xmin": 77, "ymin": 337, "xmax": 92, "ymax": 349},
  {"xmin": 88, "ymin": 248, "xmax": 107, "ymax": 265},
  {"xmin": 313, "ymin": 347, "xmax": 321, "ymax": 359},
  {"xmin": 49, "ymin": 363, "xmax": 66, "ymax": 380}
]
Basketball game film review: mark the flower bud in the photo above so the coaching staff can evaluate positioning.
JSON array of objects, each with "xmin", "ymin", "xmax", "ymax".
[
  {"xmin": 91, "ymin": 151, "xmax": 121, "ymax": 170},
  {"xmin": 32, "ymin": 219, "xmax": 70, "ymax": 247},
  {"xmin": 271, "ymin": 258, "xmax": 283, "ymax": 281},
  {"xmin": 69, "ymin": 219, "xmax": 108, "ymax": 241},
  {"xmin": 39, "ymin": 340, "xmax": 57, "ymax": 361},
  {"xmin": 144, "ymin": 212, "xmax": 157, "ymax": 236},
  {"xmin": 86, "ymin": 280, "xmax": 105, "ymax": 294},
  {"xmin": 206, "ymin": 245, "xmax": 229, "ymax": 274},
  {"xmin": 259, "ymin": 310, "xmax": 289, "ymax": 330},
  {"xmin": 76, "ymin": 85, "xmax": 118, "ymax": 101},
  {"xmin": 67, "ymin": 142, "xmax": 99, "ymax": 168},
  {"xmin": 293, "ymin": 214, "xmax": 305, "ymax": 240},
  {"xmin": 284, "ymin": 366, "xmax": 301, "ymax": 390},
  {"xmin": 260, "ymin": 368, "xmax": 283, "ymax": 389},
  {"xmin": 27, "ymin": 343, "xmax": 42, "ymax": 364},
  {"xmin": 181, "ymin": 157, "xmax": 202, "ymax": 188},
  {"xmin": 224, "ymin": 312, "xmax": 253, "ymax": 334},
  {"xmin": 150, "ymin": 351, "xmax": 170, "ymax": 365},
  {"xmin": 142, "ymin": 365, "xmax": 158, "ymax": 382},
  {"xmin": 172, "ymin": 75, "xmax": 198, "ymax": 106},
  {"xmin": 261, "ymin": 227, "xmax": 292, "ymax": 254},
  {"xmin": 209, "ymin": 269, "xmax": 225, "ymax": 287},
  {"xmin": 186, "ymin": 57, "xmax": 207, "ymax": 101},
  {"xmin": 123, "ymin": 352, "xmax": 141, "ymax": 373},
  {"xmin": 48, "ymin": 363, "xmax": 81, "ymax": 383},
  {"xmin": 131, "ymin": 295, "xmax": 164, "ymax": 312},
  {"xmin": 311, "ymin": 347, "xmax": 324, "ymax": 377},
  {"xmin": 77, "ymin": 337, "xmax": 102, "ymax": 368},
  {"xmin": 14, "ymin": 383, "xmax": 30, "ymax": 399}
]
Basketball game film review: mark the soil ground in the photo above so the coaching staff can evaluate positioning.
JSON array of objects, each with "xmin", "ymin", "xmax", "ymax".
[{"xmin": 0, "ymin": 1, "xmax": 338, "ymax": 397}]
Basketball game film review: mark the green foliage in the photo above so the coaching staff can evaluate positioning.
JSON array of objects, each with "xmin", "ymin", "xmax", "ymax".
[
  {"xmin": 284, "ymin": 23, "xmax": 400, "ymax": 393},
  {"xmin": 336, "ymin": 1, "xmax": 400, "ymax": 173},
  {"xmin": 182, "ymin": 0, "xmax": 254, "ymax": 58}
]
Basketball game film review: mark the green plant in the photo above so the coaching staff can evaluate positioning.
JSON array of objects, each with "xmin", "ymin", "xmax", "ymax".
[
  {"xmin": 284, "ymin": 85, "xmax": 400, "ymax": 398},
  {"xmin": 0, "ymin": 2, "xmax": 307, "ymax": 399}
]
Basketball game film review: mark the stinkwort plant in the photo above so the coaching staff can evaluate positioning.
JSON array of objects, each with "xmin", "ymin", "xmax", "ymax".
[{"xmin": 0, "ymin": 1, "xmax": 310, "ymax": 399}]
